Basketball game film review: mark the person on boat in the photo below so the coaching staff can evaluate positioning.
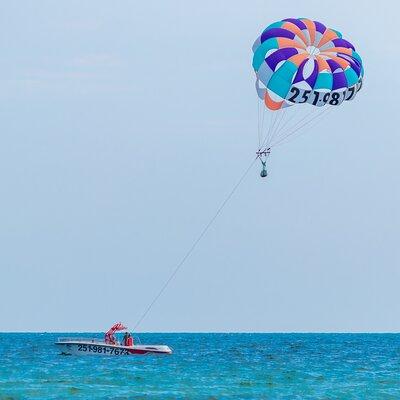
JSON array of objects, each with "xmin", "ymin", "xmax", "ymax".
[
  {"xmin": 123, "ymin": 332, "xmax": 134, "ymax": 347},
  {"xmin": 105, "ymin": 333, "xmax": 117, "ymax": 345},
  {"xmin": 105, "ymin": 322, "xmax": 127, "ymax": 345},
  {"xmin": 122, "ymin": 332, "xmax": 129, "ymax": 346}
]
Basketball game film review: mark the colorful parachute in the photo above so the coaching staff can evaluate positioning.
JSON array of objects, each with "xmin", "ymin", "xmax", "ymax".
[{"xmin": 252, "ymin": 18, "xmax": 364, "ymax": 111}]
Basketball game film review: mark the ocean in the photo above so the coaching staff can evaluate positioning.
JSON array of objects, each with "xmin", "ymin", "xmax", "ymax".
[{"xmin": 0, "ymin": 333, "xmax": 399, "ymax": 399}]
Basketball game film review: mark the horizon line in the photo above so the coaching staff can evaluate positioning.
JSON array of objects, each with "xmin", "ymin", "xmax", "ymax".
[{"xmin": 1, "ymin": 331, "xmax": 399, "ymax": 334}]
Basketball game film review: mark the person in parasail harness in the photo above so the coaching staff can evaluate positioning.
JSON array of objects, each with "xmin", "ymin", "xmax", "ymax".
[
  {"xmin": 257, "ymin": 147, "xmax": 270, "ymax": 178},
  {"xmin": 260, "ymin": 160, "xmax": 268, "ymax": 178}
]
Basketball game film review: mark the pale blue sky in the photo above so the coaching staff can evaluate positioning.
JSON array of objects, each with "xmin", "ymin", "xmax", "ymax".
[{"xmin": 0, "ymin": 1, "xmax": 399, "ymax": 332}]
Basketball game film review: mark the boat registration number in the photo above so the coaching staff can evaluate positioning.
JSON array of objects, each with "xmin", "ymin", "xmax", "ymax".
[{"xmin": 77, "ymin": 344, "xmax": 129, "ymax": 355}]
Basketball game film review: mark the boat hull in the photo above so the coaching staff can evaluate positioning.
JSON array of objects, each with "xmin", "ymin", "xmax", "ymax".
[{"xmin": 56, "ymin": 340, "xmax": 172, "ymax": 356}]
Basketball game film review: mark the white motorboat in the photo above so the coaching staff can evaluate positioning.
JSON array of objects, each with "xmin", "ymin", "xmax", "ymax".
[
  {"xmin": 56, "ymin": 337, "xmax": 172, "ymax": 356},
  {"xmin": 56, "ymin": 322, "xmax": 172, "ymax": 356}
]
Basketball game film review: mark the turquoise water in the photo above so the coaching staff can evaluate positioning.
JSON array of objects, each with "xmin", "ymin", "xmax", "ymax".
[{"xmin": 1, "ymin": 333, "xmax": 400, "ymax": 399}]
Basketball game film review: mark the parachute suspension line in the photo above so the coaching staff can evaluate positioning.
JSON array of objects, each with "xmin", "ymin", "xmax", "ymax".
[
  {"xmin": 261, "ymin": 107, "xmax": 266, "ymax": 145},
  {"xmin": 270, "ymin": 107, "xmax": 319, "ymax": 146},
  {"xmin": 256, "ymin": 103, "xmax": 333, "ymax": 158},
  {"xmin": 258, "ymin": 108, "xmax": 271, "ymax": 149},
  {"xmin": 270, "ymin": 109, "xmax": 299, "ymax": 142},
  {"xmin": 257, "ymin": 100, "xmax": 267, "ymax": 148},
  {"xmin": 257, "ymin": 98, "xmax": 261, "ymax": 148},
  {"xmin": 271, "ymin": 109, "xmax": 324, "ymax": 147},
  {"xmin": 260, "ymin": 106, "xmax": 271, "ymax": 149},
  {"xmin": 275, "ymin": 109, "xmax": 287, "ymax": 135},
  {"xmin": 269, "ymin": 111, "xmax": 281, "ymax": 145},
  {"xmin": 132, "ymin": 157, "xmax": 259, "ymax": 331},
  {"xmin": 261, "ymin": 108, "xmax": 298, "ymax": 148},
  {"xmin": 274, "ymin": 106, "xmax": 334, "ymax": 147},
  {"xmin": 262, "ymin": 110, "xmax": 279, "ymax": 151},
  {"xmin": 259, "ymin": 106, "xmax": 295, "ymax": 151},
  {"xmin": 272, "ymin": 106, "xmax": 333, "ymax": 147},
  {"xmin": 267, "ymin": 108, "xmax": 287, "ymax": 148}
]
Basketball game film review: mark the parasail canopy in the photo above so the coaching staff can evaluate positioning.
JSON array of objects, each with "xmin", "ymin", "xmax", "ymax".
[
  {"xmin": 253, "ymin": 18, "xmax": 364, "ymax": 111},
  {"xmin": 252, "ymin": 18, "xmax": 364, "ymax": 153}
]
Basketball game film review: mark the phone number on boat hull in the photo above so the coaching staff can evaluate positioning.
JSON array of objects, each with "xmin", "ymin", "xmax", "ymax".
[{"xmin": 77, "ymin": 344, "xmax": 129, "ymax": 355}]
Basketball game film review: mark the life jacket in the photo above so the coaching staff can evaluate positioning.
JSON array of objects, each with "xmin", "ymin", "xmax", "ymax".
[{"xmin": 126, "ymin": 336, "xmax": 133, "ymax": 347}]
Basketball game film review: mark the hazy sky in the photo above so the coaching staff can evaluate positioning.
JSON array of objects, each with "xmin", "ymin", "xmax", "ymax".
[{"xmin": 1, "ymin": 1, "xmax": 399, "ymax": 332}]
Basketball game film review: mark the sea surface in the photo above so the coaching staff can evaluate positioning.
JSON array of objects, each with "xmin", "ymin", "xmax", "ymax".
[{"xmin": 0, "ymin": 333, "xmax": 400, "ymax": 399}]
